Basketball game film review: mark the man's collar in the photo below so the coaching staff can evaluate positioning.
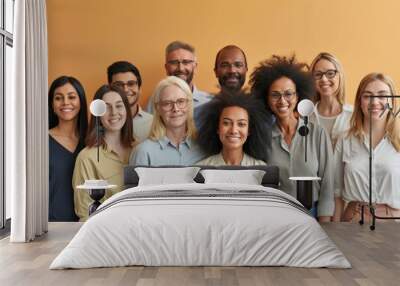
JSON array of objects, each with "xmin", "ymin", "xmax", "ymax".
[
  {"xmin": 192, "ymin": 85, "xmax": 200, "ymax": 102},
  {"xmin": 136, "ymin": 106, "xmax": 144, "ymax": 117},
  {"xmin": 132, "ymin": 105, "xmax": 145, "ymax": 118}
]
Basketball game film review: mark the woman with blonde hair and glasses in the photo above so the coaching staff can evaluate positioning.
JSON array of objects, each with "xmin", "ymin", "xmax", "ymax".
[
  {"xmin": 130, "ymin": 76, "xmax": 206, "ymax": 166},
  {"xmin": 309, "ymin": 52, "xmax": 353, "ymax": 147},
  {"xmin": 334, "ymin": 73, "xmax": 400, "ymax": 222}
]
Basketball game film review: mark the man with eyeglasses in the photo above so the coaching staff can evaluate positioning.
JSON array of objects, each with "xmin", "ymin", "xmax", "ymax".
[
  {"xmin": 214, "ymin": 45, "xmax": 248, "ymax": 93},
  {"xmin": 107, "ymin": 61, "xmax": 153, "ymax": 142},
  {"xmin": 146, "ymin": 41, "xmax": 211, "ymax": 116}
]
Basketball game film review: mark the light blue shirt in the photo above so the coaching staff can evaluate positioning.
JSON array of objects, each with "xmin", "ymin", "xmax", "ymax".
[
  {"xmin": 146, "ymin": 86, "xmax": 212, "ymax": 126},
  {"xmin": 129, "ymin": 136, "xmax": 206, "ymax": 166}
]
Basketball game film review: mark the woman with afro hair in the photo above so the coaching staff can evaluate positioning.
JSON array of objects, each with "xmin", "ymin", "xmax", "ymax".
[
  {"xmin": 196, "ymin": 91, "xmax": 271, "ymax": 166},
  {"xmin": 250, "ymin": 55, "xmax": 334, "ymax": 222}
]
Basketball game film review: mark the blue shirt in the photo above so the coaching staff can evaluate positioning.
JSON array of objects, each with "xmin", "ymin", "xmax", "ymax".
[{"xmin": 129, "ymin": 136, "xmax": 206, "ymax": 166}]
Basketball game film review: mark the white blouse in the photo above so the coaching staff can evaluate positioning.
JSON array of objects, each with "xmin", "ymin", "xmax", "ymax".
[
  {"xmin": 311, "ymin": 103, "xmax": 353, "ymax": 147},
  {"xmin": 334, "ymin": 134, "xmax": 400, "ymax": 209}
]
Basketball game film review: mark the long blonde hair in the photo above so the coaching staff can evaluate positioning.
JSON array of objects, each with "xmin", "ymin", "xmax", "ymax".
[
  {"xmin": 348, "ymin": 73, "xmax": 400, "ymax": 151},
  {"xmin": 148, "ymin": 76, "xmax": 197, "ymax": 141},
  {"xmin": 310, "ymin": 52, "xmax": 346, "ymax": 105}
]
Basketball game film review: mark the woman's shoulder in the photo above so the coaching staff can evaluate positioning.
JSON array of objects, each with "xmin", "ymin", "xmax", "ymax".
[
  {"xmin": 342, "ymin": 104, "xmax": 353, "ymax": 113},
  {"xmin": 242, "ymin": 153, "xmax": 267, "ymax": 166},
  {"xmin": 133, "ymin": 138, "xmax": 159, "ymax": 153},
  {"xmin": 338, "ymin": 104, "xmax": 353, "ymax": 121},
  {"xmin": 75, "ymin": 146, "xmax": 97, "ymax": 161},
  {"xmin": 196, "ymin": 153, "xmax": 223, "ymax": 166}
]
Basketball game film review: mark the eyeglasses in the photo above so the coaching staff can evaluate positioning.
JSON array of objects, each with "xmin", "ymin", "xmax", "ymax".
[
  {"xmin": 313, "ymin": 69, "xmax": 338, "ymax": 80},
  {"xmin": 111, "ymin": 80, "xmax": 138, "ymax": 90},
  {"xmin": 218, "ymin": 61, "xmax": 246, "ymax": 69},
  {"xmin": 270, "ymin": 90, "xmax": 297, "ymax": 101},
  {"xmin": 158, "ymin": 98, "xmax": 189, "ymax": 111},
  {"xmin": 167, "ymin": 59, "xmax": 195, "ymax": 67},
  {"xmin": 362, "ymin": 93, "xmax": 391, "ymax": 101}
]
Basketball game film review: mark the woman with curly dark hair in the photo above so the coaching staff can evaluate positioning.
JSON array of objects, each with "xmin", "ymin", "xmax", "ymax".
[
  {"xmin": 196, "ymin": 91, "xmax": 271, "ymax": 165},
  {"xmin": 250, "ymin": 55, "xmax": 334, "ymax": 222}
]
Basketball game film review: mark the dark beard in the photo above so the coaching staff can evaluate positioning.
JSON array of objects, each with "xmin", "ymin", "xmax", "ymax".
[{"xmin": 219, "ymin": 73, "xmax": 245, "ymax": 92}]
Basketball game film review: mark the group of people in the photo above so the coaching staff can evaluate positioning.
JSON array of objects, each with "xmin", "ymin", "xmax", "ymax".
[{"xmin": 48, "ymin": 41, "xmax": 400, "ymax": 223}]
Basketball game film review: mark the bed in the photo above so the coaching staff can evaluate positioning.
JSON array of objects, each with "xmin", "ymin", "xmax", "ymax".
[{"xmin": 50, "ymin": 165, "xmax": 350, "ymax": 269}]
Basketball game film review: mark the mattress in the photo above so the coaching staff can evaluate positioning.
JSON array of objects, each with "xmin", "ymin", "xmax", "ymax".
[{"xmin": 50, "ymin": 183, "xmax": 350, "ymax": 269}]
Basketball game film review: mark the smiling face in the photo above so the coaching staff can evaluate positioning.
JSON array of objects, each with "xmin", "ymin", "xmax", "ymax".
[
  {"xmin": 313, "ymin": 59, "xmax": 339, "ymax": 100},
  {"xmin": 165, "ymin": 48, "xmax": 197, "ymax": 86},
  {"xmin": 110, "ymin": 72, "xmax": 140, "ymax": 110},
  {"xmin": 52, "ymin": 83, "xmax": 81, "ymax": 123},
  {"xmin": 100, "ymin": 91, "xmax": 127, "ymax": 132},
  {"xmin": 214, "ymin": 48, "xmax": 248, "ymax": 92},
  {"xmin": 360, "ymin": 79, "xmax": 391, "ymax": 122},
  {"xmin": 218, "ymin": 106, "xmax": 249, "ymax": 151},
  {"xmin": 157, "ymin": 85, "xmax": 189, "ymax": 130},
  {"xmin": 267, "ymin": 77, "xmax": 298, "ymax": 121}
]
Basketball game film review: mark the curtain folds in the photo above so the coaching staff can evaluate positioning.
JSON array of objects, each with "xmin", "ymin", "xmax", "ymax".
[{"xmin": 8, "ymin": 0, "xmax": 48, "ymax": 242}]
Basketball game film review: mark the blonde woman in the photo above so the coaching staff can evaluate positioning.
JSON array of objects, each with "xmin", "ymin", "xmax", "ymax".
[
  {"xmin": 334, "ymin": 73, "xmax": 400, "ymax": 222},
  {"xmin": 310, "ymin": 52, "xmax": 353, "ymax": 147},
  {"xmin": 130, "ymin": 76, "xmax": 206, "ymax": 166}
]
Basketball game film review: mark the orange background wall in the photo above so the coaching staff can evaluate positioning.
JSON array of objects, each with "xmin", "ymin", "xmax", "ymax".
[{"xmin": 47, "ymin": 0, "xmax": 400, "ymax": 107}]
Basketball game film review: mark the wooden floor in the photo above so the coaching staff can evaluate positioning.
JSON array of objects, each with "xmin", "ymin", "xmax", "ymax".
[{"xmin": 0, "ymin": 222, "xmax": 399, "ymax": 286}]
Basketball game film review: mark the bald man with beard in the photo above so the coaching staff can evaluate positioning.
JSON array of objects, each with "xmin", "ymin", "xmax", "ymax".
[
  {"xmin": 214, "ymin": 45, "xmax": 248, "ymax": 93},
  {"xmin": 194, "ymin": 45, "xmax": 249, "ymax": 129}
]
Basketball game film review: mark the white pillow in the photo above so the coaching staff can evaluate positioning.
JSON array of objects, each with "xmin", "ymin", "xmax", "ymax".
[
  {"xmin": 200, "ymin": 169, "xmax": 266, "ymax": 185},
  {"xmin": 135, "ymin": 167, "xmax": 201, "ymax": 186}
]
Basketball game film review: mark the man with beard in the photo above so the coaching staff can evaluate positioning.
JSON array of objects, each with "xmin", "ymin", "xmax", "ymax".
[
  {"xmin": 107, "ymin": 61, "xmax": 153, "ymax": 142},
  {"xmin": 214, "ymin": 45, "xmax": 248, "ymax": 93},
  {"xmin": 194, "ymin": 45, "xmax": 249, "ymax": 129},
  {"xmin": 147, "ymin": 41, "xmax": 211, "ymax": 115}
]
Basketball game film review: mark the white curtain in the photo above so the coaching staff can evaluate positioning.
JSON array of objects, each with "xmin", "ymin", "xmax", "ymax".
[{"xmin": 7, "ymin": 0, "xmax": 48, "ymax": 242}]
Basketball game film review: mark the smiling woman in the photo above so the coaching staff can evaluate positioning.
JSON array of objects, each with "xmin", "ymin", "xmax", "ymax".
[
  {"xmin": 309, "ymin": 53, "xmax": 353, "ymax": 147},
  {"xmin": 250, "ymin": 55, "xmax": 335, "ymax": 222},
  {"xmin": 130, "ymin": 76, "xmax": 206, "ymax": 166},
  {"xmin": 334, "ymin": 73, "xmax": 400, "ymax": 222},
  {"xmin": 72, "ymin": 85, "xmax": 135, "ymax": 221},
  {"xmin": 196, "ymin": 92, "xmax": 271, "ymax": 166},
  {"xmin": 48, "ymin": 76, "xmax": 88, "ymax": 222}
]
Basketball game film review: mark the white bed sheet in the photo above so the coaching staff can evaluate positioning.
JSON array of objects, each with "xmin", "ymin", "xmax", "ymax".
[{"xmin": 50, "ymin": 183, "xmax": 350, "ymax": 269}]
